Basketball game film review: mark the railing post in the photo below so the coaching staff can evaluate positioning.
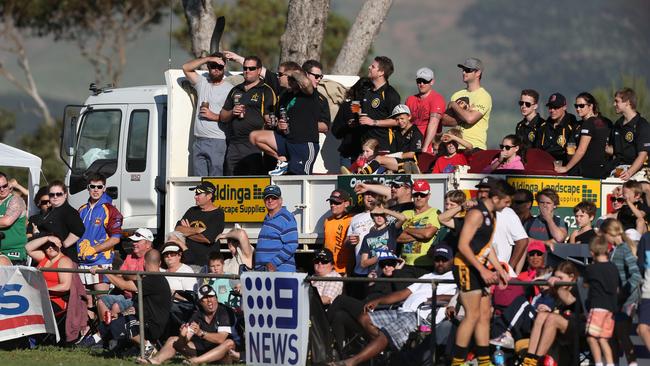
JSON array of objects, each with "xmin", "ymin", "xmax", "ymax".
[
  {"xmin": 430, "ymin": 280, "xmax": 437, "ymax": 366},
  {"xmin": 136, "ymin": 273, "xmax": 145, "ymax": 359}
]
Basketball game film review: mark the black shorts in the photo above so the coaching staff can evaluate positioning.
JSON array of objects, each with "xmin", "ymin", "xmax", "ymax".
[
  {"xmin": 274, "ymin": 132, "xmax": 319, "ymax": 175},
  {"xmin": 452, "ymin": 260, "xmax": 487, "ymax": 292}
]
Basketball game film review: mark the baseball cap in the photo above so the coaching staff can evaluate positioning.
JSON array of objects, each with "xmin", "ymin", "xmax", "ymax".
[
  {"xmin": 314, "ymin": 248, "xmax": 334, "ymax": 263},
  {"xmin": 527, "ymin": 240, "xmax": 546, "ymax": 254},
  {"xmin": 432, "ymin": 244, "xmax": 453, "ymax": 261},
  {"xmin": 327, "ymin": 189, "xmax": 350, "ymax": 204},
  {"xmin": 189, "ymin": 181, "xmax": 216, "ymax": 195},
  {"xmin": 412, "ymin": 179, "xmax": 430, "ymax": 195},
  {"xmin": 390, "ymin": 175, "xmax": 412, "ymax": 187},
  {"xmin": 263, "ymin": 184, "xmax": 282, "ymax": 199},
  {"xmin": 376, "ymin": 249, "xmax": 398, "ymax": 263},
  {"xmin": 475, "ymin": 176, "xmax": 497, "ymax": 189},
  {"xmin": 129, "ymin": 228, "xmax": 154, "ymax": 242},
  {"xmin": 161, "ymin": 243, "xmax": 182, "ymax": 254},
  {"xmin": 416, "ymin": 67, "xmax": 434, "ymax": 81},
  {"xmin": 545, "ymin": 93, "xmax": 567, "ymax": 109},
  {"xmin": 457, "ymin": 57, "xmax": 484, "ymax": 72},
  {"xmin": 389, "ymin": 104, "xmax": 411, "ymax": 119},
  {"xmin": 197, "ymin": 284, "xmax": 217, "ymax": 299}
]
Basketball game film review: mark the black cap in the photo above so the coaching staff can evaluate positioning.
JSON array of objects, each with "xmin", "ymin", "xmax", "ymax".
[
  {"xmin": 263, "ymin": 184, "xmax": 282, "ymax": 199},
  {"xmin": 314, "ymin": 248, "xmax": 334, "ymax": 263},
  {"xmin": 546, "ymin": 93, "xmax": 566, "ymax": 109},
  {"xmin": 327, "ymin": 189, "xmax": 351, "ymax": 204},
  {"xmin": 432, "ymin": 244, "xmax": 453, "ymax": 261},
  {"xmin": 475, "ymin": 176, "xmax": 497, "ymax": 189},
  {"xmin": 390, "ymin": 175, "xmax": 412, "ymax": 187},
  {"xmin": 189, "ymin": 181, "xmax": 216, "ymax": 195}
]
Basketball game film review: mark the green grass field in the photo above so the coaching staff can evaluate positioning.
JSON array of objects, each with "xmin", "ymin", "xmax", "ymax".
[{"xmin": 0, "ymin": 346, "xmax": 244, "ymax": 366}]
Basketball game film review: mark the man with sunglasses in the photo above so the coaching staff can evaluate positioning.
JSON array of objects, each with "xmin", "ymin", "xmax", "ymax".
[
  {"xmin": 220, "ymin": 56, "xmax": 277, "ymax": 176},
  {"xmin": 398, "ymin": 180, "xmax": 440, "ymax": 267},
  {"xmin": 533, "ymin": 92, "xmax": 578, "ymax": 163},
  {"xmin": 175, "ymin": 181, "xmax": 225, "ymax": 267},
  {"xmin": 405, "ymin": 67, "xmax": 445, "ymax": 153},
  {"xmin": 441, "ymin": 57, "xmax": 492, "ymax": 151},
  {"xmin": 0, "ymin": 171, "xmax": 27, "ymax": 264},
  {"xmin": 183, "ymin": 52, "xmax": 234, "ymax": 177},
  {"xmin": 323, "ymin": 189, "xmax": 353, "ymax": 275},
  {"xmin": 254, "ymin": 185, "xmax": 298, "ymax": 272},
  {"xmin": 515, "ymin": 89, "xmax": 544, "ymax": 147},
  {"xmin": 76, "ymin": 173, "xmax": 123, "ymax": 292},
  {"xmin": 302, "ymin": 59, "xmax": 331, "ymax": 134},
  {"xmin": 311, "ymin": 248, "xmax": 343, "ymax": 305}
]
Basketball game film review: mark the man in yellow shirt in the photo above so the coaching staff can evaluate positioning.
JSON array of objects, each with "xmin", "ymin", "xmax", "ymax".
[
  {"xmin": 398, "ymin": 180, "xmax": 440, "ymax": 267},
  {"xmin": 441, "ymin": 57, "xmax": 492, "ymax": 150}
]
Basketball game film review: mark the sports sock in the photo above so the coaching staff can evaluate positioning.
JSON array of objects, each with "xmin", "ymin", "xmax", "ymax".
[
  {"xmin": 450, "ymin": 345, "xmax": 468, "ymax": 366},
  {"xmin": 476, "ymin": 346, "xmax": 490, "ymax": 366}
]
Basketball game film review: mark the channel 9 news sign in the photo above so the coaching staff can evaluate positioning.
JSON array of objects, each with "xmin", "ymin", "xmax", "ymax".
[
  {"xmin": 203, "ymin": 177, "xmax": 271, "ymax": 222},
  {"xmin": 242, "ymin": 272, "xmax": 309, "ymax": 366}
]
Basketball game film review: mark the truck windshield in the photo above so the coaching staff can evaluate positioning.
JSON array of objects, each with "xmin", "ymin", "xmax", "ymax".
[{"xmin": 72, "ymin": 109, "xmax": 122, "ymax": 173}]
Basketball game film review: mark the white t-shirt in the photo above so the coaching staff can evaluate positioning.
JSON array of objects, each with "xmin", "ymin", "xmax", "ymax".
[
  {"xmin": 401, "ymin": 271, "xmax": 456, "ymax": 324},
  {"xmin": 193, "ymin": 76, "xmax": 233, "ymax": 139},
  {"xmin": 492, "ymin": 207, "xmax": 528, "ymax": 263},
  {"xmin": 347, "ymin": 212, "xmax": 375, "ymax": 275},
  {"xmin": 162, "ymin": 264, "xmax": 197, "ymax": 294}
]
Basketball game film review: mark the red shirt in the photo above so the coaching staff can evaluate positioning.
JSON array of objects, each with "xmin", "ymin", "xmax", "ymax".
[
  {"xmin": 406, "ymin": 90, "xmax": 446, "ymax": 137},
  {"xmin": 431, "ymin": 153, "xmax": 468, "ymax": 173}
]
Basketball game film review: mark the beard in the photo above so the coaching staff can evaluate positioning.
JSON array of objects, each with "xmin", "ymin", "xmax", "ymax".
[{"xmin": 209, "ymin": 73, "xmax": 224, "ymax": 83}]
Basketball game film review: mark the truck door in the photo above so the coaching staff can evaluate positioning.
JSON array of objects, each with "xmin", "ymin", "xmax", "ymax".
[{"xmin": 118, "ymin": 105, "xmax": 158, "ymax": 230}]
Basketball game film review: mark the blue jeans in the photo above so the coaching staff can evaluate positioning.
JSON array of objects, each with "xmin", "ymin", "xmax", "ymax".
[{"xmin": 192, "ymin": 137, "xmax": 226, "ymax": 176}]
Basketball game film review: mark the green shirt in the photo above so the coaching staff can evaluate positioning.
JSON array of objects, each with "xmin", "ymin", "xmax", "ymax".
[{"xmin": 0, "ymin": 193, "xmax": 27, "ymax": 261}]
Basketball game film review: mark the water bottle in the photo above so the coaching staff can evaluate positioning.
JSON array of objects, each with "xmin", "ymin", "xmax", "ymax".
[{"xmin": 493, "ymin": 345, "xmax": 505, "ymax": 366}]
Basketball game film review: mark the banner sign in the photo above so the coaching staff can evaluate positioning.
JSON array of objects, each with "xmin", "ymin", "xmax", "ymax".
[
  {"xmin": 242, "ymin": 272, "xmax": 309, "ymax": 366},
  {"xmin": 203, "ymin": 177, "xmax": 271, "ymax": 222},
  {"xmin": 0, "ymin": 266, "xmax": 59, "ymax": 342},
  {"xmin": 337, "ymin": 174, "xmax": 411, "ymax": 208}
]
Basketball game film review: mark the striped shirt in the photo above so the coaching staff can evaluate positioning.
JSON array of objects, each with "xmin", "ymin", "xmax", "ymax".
[{"xmin": 255, "ymin": 207, "xmax": 298, "ymax": 272}]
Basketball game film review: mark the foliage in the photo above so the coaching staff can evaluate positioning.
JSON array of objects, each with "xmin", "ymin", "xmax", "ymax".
[
  {"xmin": 0, "ymin": 108, "xmax": 16, "ymax": 142},
  {"xmin": 591, "ymin": 75, "xmax": 649, "ymax": 120},
  {"xmin": 173, "ymin": 0, "xmax": 350, "ymax": 70},
  {"xmin": 20, "ymin": 122, "xmax": 65, "ymax": 182}
]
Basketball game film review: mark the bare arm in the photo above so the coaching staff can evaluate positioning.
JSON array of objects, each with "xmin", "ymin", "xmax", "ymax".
[
  {"xmin": 62, "ymin": 232, "xmax": 81, "ymax": 248},
  {"xmin": 182, "ymin": 56, "xmax": 217, "ymax": 85},
  {"xmin": 448, "ymin": 101, "xmax": 484, "ymax": 126},
  {"xmin": 25, "ymin": 235, "xmax": 57, "ymax": 262},
  {"xmin": 439, "ymin": 206, "xmax": 463, "ymax": 229},
  {"xmin": 422, "ymin": 113, "xmax": 442, "ymax": 151},
  {"xmin": 441, "ymin": 112, "xmax": 459, "ymax": 127},
  {"xmin": 360, "ymin": 252, "xmax": 377, "ymax": 269},
  {"xmin": 106, "ymin": 274, "xmax": 137, "ymax": 292},
  {"xmin": 621, "ymin": 151, "xmax": 649, "ymax": 181},
  {"xmin": 49, "ymin": 257, "xmax": 73, "ymax": 293},
  {"xmin": 9, "ymin": 179, "xmax": 28, "ymax": 197},
  {"xmin": 0, "ymin": 196, "xmax": 23, "ymax": 228},
  {"xmin": 508, "ymin": 238, "xmax": 528, "ymax": 272},
  {"xmin": 223, "ymin": 50, "xmax": 268, "ymax": 78},
  {"xmin": 92, "ymin": 237, "xmax": 121, "ymax": 254},
  {"xmin": 359, "ymin": 115, "xmax": 399, "ymax": 128},
  {"xmin": 400, "ymin": 225, "xmax": 437, "ymax": 242},
  {"xmin": 354, "ymin": 182, "xmax": 391, "ymax": 199}
]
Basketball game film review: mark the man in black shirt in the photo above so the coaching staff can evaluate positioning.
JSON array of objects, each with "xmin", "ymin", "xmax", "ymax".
[
  {"xmin": 174, "ymin": 181, "xmax": 225, "ymax": 267},
  {"xmin": 515, "ymin": 89, "xmax": 544, "ymax": 147},
  {"xmin": 220, "ymin": 56, "xmax": 277, "ymax": 176},
  {"xmin": 302, "ymin": 59, "xmax": 331, "ymax": 134},
  {"xmin": 534, "ymin": 93, "xmax": 578, "ymax": 163},
  {"xmin": 359, "ymin": 56, "xmax": 401, "ymax": 151},
  {"xmin": 605, "ymin": 87, "xmax": 650, "ymax": 181},
  {"xmin": 142, "ymin": 284, "xmax": 236, "ymax": 364},
  {"xmin": 250, "ymin": 62, "xmax": 320, "ymax": 175}
]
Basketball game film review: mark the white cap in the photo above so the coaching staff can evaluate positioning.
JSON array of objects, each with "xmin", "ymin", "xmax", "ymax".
[
  {"xmin": 389, "ymin": 104, "xmax": 411, "ymax": 119},
  {"xmin": 161, "ymin": 244, "xmax": 182, "ymax": 254},
  {"xmin": 416, "ymin": 67, "xmax": 434, "ymax": 81},
  {"xmin": 625, "ymin": 229, "xmax": 642, "ymax": 242},
  {"xmin": 129, "ymin": 228, "xmax": 154, "ymax": 242}
]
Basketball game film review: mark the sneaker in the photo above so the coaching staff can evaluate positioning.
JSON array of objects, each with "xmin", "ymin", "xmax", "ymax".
[
  {"xmin": 269, "ymin": 161, "xmax": 289, "ymax": 175},
  {"xmin": 489, "ymin": 332, "xmax": 515, "ymax": 349},
  {"xmin": 144, "ymin": 340, "xmax": 157, "ymax": 359},
  {"xmin": 77, "ymin": 334, "xmax": 99, "ymax": 348}
]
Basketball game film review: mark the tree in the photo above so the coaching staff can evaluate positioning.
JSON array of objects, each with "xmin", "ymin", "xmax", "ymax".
[
  {"xmin": 331, "ymin": 0, "xmax": 393, "ymax": 75},
  {"xmin": 592, "ymin": 75, "xmax": 649, "ymax": 120},
  {"xmin": 181, "ymin": 0, "xmax": 217, "ymax": 57},
  {"xmin": 0, "ymin": 108, "xmax": 16, "ymax": 142},
  {"xmin": 279, "ymin": 0, "xmax": 330, "ymax": 66},
  {"xmin": 0, "ymin": 0, "xmax": 55, "ymax": 126},
  {"xmin": 21, "ymin": 123, "xmax": 65, "ymax": 182}
]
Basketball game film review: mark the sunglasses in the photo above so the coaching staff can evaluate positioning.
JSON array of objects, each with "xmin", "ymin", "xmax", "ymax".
[
  {"xmin": 500, "ymin": 144, "xmax": 516, "ymax": 150},
  {"xmin": 0, "ymin": 183, "xmax": 9, "ymax": 190},
  {"xmin": 243, "ymin": 66, "xmax": 258, "ymax": 71},
  {"xmin": 313, "ymin": 259, "xmax": 331, "ymax": 265},
  {"xmin": 163, "ymin": 251, "xmax": 180, "ymax": 257},
  {"xmin": 308, "ymin": 71, "xmax": 323, "ymax": 80},
  {"xmin": 264, "ymin": 195, "xmax": 280, "ymax": 201},
  {"xmin": 379, "ymin": 260, "xmax": 398, "ymax": 268},
  {"xmin": 88, "ymin": 184, "xmax": 104, "ymax": 190},
  {"xmin": 416, "ymin": 78, "xmax": 431, "ymax": 84},
  {"xmin": 461, "ymin": 67, "xmax": 477, "ymax": 73},
  {"xmin": 48, "ymin": 192, "xmax": 65, "ymax": 197},
  {"xmin": 547, "ymin": 105, "xmax": 561, "ymax": 110},
  {"xmin": 39, "ymin": 200, "xmax": 50, "ymax": 206},
  {"xmin": 528, "ymin": 250, "xmax": 544, "ymax": 257},
  {"xmin": 574, "ymin": 103, "xmax": 589, "ymax": 109},
  {"xmin": 412, "ymin": 193, "xmax": 428, "ymax": 198},
  {"xmin": 329, "ymin": 200, "xmax": 344, "ymax": 206},
  {"xmin": 370, "ymin": 213, "xmax": 386, "ymax": 218},
  {"xmin": 207, "ymin": 62, "xmax": 224, "ymax": 70},
  {"xmin": 610, "ymin": 197, "xmax": 625, "ymax": 203},
  {"xmin": 518, "ymin": 101, "xmax": 533, "ymax": 107}
]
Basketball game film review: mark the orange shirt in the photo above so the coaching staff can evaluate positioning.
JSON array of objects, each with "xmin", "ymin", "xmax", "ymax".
[{"xmin": 324, "ymin": 214, "xmax": 353, "ymax": 274}]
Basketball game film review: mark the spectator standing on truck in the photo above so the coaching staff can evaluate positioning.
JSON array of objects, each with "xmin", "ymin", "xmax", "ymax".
[
  {"xmin": 0, "ymin": 171, "xmax": 28, "ymax": 264},
  {"xmin": 359, "ymin": 56, "xmax": 401, "ymax": 152},
  {"xmin": 604, "ymin": 87, "xmax": 650, "ymax": 181},
  {"xmin": 255, "ymin": 184, "xmax": 299, "ymax": 272},
  {"xmin": 182, "ymin": 52, "xmax": 234, "ymax": 177},
  {"xmin": 405, "ymin": 67, "xmax": 445, "ymax": 153},
  {"xmin": 534, "ymin": 92, "xmax": 578, "ymax": 164},
  {"xmin": 175, "ymin": 181, "xmax": 225, "ymax": 268},
  {"xmin": 250, "ymin": 62, "xmax": 320, "ymax": 175},
  {"xmin": 514, "ymin": 89, "xmax": 544, "ymax": 148},
  {"xmin": 220, "ymin": 56, "xmax": 277, "ymax": 176},
  {"xmin": 302, "ymin": 59, "xmax": 331, "ymax": 134},
  {"xmin": 441, "ymin": 57, "xmax": 492, "ymax": 151},
  {"xmin": 76, "ymin": 173, "xmax": 123, "ymax": 298}
]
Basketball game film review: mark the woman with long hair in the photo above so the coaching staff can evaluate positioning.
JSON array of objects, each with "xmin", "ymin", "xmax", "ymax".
[
  {"xmin": 554, "ymin": 92, "xmax": 612, "ymax": 178},
  {"xmin": 483, "ymin": 134, "xmax": 526, "ymax": 172}
]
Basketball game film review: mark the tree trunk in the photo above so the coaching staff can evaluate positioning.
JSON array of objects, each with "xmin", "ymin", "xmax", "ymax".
[
  {"xmin": 279, "ymin": 0, "xmax": 330, "ymax": 66},
  {"xmin": 182, "ymin": 0, "xmax": 217, "ymax": 58},
  {"xmin": 331, "ymin": 0, "xmax": 392, "ymax": 75}
]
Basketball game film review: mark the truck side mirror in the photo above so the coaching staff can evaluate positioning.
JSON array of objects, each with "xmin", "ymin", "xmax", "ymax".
[{"xmin": 60, "ymin": 105, "xmax": 84, "ymax": 170}]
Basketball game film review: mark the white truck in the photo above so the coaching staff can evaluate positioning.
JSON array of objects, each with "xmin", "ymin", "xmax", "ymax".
[{"xmin": 59, "ymin": 69, "xmax": 622, "ymax": 250}]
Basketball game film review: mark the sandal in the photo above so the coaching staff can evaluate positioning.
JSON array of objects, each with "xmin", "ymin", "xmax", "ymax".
[{"xmin": 173, "ymin": 338, "xmax": 198, "ymax": 358}]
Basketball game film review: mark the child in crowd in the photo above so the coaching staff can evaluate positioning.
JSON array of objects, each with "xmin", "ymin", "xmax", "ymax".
[
  {"xmin": 374, "ymin": 104, "xmax": 423, "ymax": 174},
  {"xmin": 483, "ymin": 134, "xmax": 526, "ymax": 172},
  {"xmin": 617, "ymin": 180, "xmax": 650, "ymax": 234},
  {"xmin": 569, "ymin": 201, "xmax": 597, "ymax": 244},
  {"xmin": 202, "ymin": 251, "xmax": 236, "ymax": 307},
  {"xmin": 359, "ymin": 201, "xmax": 406, "ymax": 271},
  {"xmin": 355, "ymin": 138, "xmax": 386, "ymax": 175},
  {"xmin": 431, "ymin": 128, "xmax": 469, "ymax": 173},
  {"xmin": 584, "ymin": 235, "xmax": 619, "ymax": 366},
  {"xmin": 435, "ymin": 189, "xmax": 468, "ymax": 252}
]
